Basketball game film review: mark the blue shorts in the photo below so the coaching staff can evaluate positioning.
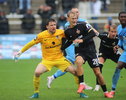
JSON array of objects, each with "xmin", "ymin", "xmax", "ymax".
[
  {"xmin": 65, "ymin": 55, "xmax": 75, "ymax": 65},
  {"xmin": 118, "ymin": 51, "xmax": 126, "ymax": 63}
]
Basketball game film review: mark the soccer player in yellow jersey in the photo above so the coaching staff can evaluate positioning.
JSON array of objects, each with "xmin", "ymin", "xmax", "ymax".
[{"xmin": 14, "ymin": 19, "xmax": 77, "ymax": 98}]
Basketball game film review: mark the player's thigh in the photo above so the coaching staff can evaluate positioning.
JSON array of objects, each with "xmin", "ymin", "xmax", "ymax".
[
  {"xmin": 118, "ymin": 52, "xmax": 126, "ymax": 63},
  {"xmin": 99, "ymin": 57, "xmax": 105, "ymax": 64},
  {"xmin": 40, "ymin": 59, "xmax": 54, "ymax": 71},
  {"xmin": 35, "ymin": 63, "xmax": 48, "ymax": 76},
  {"xmin": 56, "ymin": 56, "xmax": 73, "ymax": 72},
  {"xmin": 87, "ymin": 54, "xmax": 99, "ymax": 68},
  {"xmin": 98, "ymin": 52, "xmax": 106, "ymax": 63}
]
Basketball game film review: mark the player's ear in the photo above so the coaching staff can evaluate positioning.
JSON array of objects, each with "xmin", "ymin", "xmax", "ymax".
[
  {"xmin": 67, "ymin": 17, "xmax": 69, "ymax": 21},
  {"xmin": 46, "ymin": 25, "xmax": 48, "ymax": 29}
]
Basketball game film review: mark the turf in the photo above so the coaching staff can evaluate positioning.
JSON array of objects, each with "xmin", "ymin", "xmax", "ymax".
[{"xmin": 0, "ymin": 59, "xmax": 126, "ymax": 100}]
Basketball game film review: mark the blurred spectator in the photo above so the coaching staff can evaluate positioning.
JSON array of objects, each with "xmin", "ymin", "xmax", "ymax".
[
  {"xmin": 58, "ymin": 14, "xmax": 67, "ymax": 30},
  {"xmin": 62, "ymin": 0, "xmax": 76, "ymax": 14},
  {"xmin": 102, "ymin": 0, "xmax": 108, "ymax": 12},
  {"xmin": 91, "ymin": 0, "xmax": 102, "ymax": 30},
  {"xmin": 9, "ymin": 0, "xmax": 18, "ymax": 16},
  {"xmin": 19, "ymin": 0, "xmax": 31, "ymax": 14},
  {"xmin": 0, "ymin": 10, "xmax": 9, "ymax": 34},
  {"xmin": 45, "ymin": 0, "xmax": 56, "ymax": 14},
  {"xmin": 106, "ymin": 0, "xmax": 110, "ymax": 5},
  {"xmin": 104, "ymin": 16, "xmax": 112, "ymax": 32},
  {"xmin": 37, "ymin": 5, "xmax": 53, "ymax": 31},
  {"xmin": 0, "ymin": 0, "xmax": 7, "ymax": 6},
  {"xmin": 78, "ymin": 0, "xmax": 91, "ymax": 19},
  {"xmin": 21, "ymin": 10, "xmax": 35, "ymax": 34}
]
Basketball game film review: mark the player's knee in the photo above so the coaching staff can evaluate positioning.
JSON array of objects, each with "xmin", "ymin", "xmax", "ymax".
[
  {"xmin": 75, "ymin": 59, "xmax": 83, "ymax": 66},
  {"xmin": 35, "ymin": 71, "xmax": 41, "ymax": 77},
  {"xmin": 67, "ymin": 65, "xmax": 76, "ymax": 75}
]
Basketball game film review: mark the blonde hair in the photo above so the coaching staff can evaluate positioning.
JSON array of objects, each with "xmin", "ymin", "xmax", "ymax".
[{"xmin": 67, "ymin": 10, "xmax": 77, "ymax": 17}]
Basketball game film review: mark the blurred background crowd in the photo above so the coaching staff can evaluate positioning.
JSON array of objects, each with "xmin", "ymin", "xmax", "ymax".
[{"xmin": 0, "ymin": 0, "xmax": 125, "ymax": 34}]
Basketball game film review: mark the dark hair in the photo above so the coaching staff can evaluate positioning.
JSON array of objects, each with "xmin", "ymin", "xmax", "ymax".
[
  {"xmin": 118, "ymin": 11, "xmax": 126, "ymax": 17},
  {"xmin": 46, "ymin": 18, "xmax": 56, "ymax": 25}
]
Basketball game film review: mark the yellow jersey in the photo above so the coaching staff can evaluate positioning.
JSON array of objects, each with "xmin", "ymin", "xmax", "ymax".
[{"xmin": 34, "ymin": 29, "xmax": 66, "ymax": 60}]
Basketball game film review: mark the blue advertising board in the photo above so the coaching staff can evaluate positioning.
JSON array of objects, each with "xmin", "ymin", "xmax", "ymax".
[{"xmin": 0, "ymin": 34, "xmax": 42, "ymax": 59}]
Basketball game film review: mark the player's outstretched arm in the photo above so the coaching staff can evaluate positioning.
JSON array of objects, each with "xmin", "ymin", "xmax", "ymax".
[{"xmin": 14, "ymin": 40, "xmax": 36, "ymax": 62}]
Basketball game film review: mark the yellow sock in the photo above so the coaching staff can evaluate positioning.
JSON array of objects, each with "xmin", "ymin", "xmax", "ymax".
[
  {"xmin": 74, "ymin": 76, "xmax": 79, "ymax": 88},
  {"xmin": 33, "ymin": 75, "xmax": 40, "ymax": 93}
]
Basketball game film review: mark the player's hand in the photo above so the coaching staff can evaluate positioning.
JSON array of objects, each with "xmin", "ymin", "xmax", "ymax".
[
  {"xmin": 113, "ymin": 45, "xmax": 119, "ymax": 53},
  {"xmin": 14, "ymin": 51, "xmax": 22, "ymax": 62},
  {"xmin": 73, "ymin": 39, "xmax": 83, "ymax": 47},
  {"xmin": 73, "ymin": 42, "xmax": 79, "ymax": 47}
]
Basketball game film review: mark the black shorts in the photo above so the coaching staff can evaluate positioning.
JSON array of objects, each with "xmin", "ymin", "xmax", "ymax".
[
  {"xmin": 98, "ymin": 50, "xmax": 121, "ymax": 63},
  {"xmin": 75, "ymin": 47, "xmax": 99, "ymax": 68}
]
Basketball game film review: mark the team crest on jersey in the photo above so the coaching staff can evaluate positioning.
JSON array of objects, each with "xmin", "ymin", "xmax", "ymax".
[
  {"xmin": 76, "ymin": 29, "xmax": 80, "ymax": 34},
  {"xmin": 56, "ymin": 35, "xmax": 59, "ymax": 39},
  {"xmin": 120, "ymin": 36, "xmax": 123, "ymax": 40},
  {"xmin": 112, "ymin": 42, "xmax": 116, "ymax": 46},
  {"xmin": 34, "ymin": 36, "xmax": 38, "ymax": 41}
]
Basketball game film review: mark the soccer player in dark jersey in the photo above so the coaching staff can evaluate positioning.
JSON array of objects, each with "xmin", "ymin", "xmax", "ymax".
[
  {"xmin": 93, "ymin": 24, "xmax": 121, "ymax": 91},
  {"xmin": 61, "ymin": 10, "xmax": 113, "ymax": 98}
]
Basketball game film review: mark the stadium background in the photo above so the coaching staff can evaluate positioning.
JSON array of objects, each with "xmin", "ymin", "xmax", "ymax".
[{"xmin": 0, "ymin": 0, "xmax": 125, "ymax": 59}]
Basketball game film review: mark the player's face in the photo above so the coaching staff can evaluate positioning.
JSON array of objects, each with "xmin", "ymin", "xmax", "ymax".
[
  {"xmin": 118, "ymin": 13, "xmax": 126, "ymax": 26},
  {"xmin": 68, "ymin": 14, "xmax": 78, "ymax": 27},
  {"xmin": 46, "ymin": 21, "xmax": 56, "ymax": 34},
  {"xmin": 108, "ymin": 27, "xmax": 117, "ymax": 39},
  {"xmin": 71, "ymin": 8, "xmax": 79, "ymax": 18}
]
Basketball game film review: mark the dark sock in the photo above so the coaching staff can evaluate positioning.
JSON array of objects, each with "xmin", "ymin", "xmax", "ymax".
[
  {"xmin": 101, "ymin": 84, "xmax": 107, "ymax": 92},
  {"xmin": 53, "ymin": 75, "xmax": 57, "ymax": 79},
  {"xmin": 78, "ymin": 75, "xmax": 84, "ymax": 83}
]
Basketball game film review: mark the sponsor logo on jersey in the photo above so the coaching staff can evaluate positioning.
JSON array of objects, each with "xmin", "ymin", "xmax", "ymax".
[
  {"xmin": 76, "ymin": 29, "xmax": 80, "ymax": 34},
  {"xmin": 56, "ymin": 35, "xmax": 59, "ymax": 39}
]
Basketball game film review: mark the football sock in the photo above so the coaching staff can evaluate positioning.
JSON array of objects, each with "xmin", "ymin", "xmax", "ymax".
[
  {"xmin": 74, "ymin": 75, "xmax": 80, "ymax": 87},
  {"xmin": 78, "ymin": 75, "xmax": 84, "ymax": 83},
  {"xmin": 96, "ymin": 63, "xmax": 103, "ymax": 85},
  {"xmin": 111, "ymin": 68, "xmax": 121, "ymax": 91},
  {"xmin": 53, "ymin": 69, "xmax": 66, "ymax": 79},
  {"xmin": 33, "ymin": 75, "xmax": 40, "ymax": 93},
  {"xmin": 101, "ymin": 84, "xmax": 107, "ymax": 92}
]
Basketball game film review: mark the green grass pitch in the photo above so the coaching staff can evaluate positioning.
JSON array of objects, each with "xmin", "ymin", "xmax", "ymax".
[{"xmin": 0, "ymin": 59, "xmax": 126, "ymax": 100}]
